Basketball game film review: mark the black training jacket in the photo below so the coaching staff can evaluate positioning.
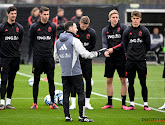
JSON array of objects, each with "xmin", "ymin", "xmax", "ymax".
[
  {"xmin": 123, "ymin": 25, "xmax": 150, "ymax": 61},
  {"xmin": 102, "ymin": 23, "xmax": 127, "ymax": 60},
  {"xmin": 0, "ymin": 21, "xmax": 24, "ymax": 58},
  {"xmin": 30, "ymin": 21, "xmax": 56, "ymax": 57},
  {"xmin": 76, "ymin": 26, "xmax": 97, "ymax": 62}
]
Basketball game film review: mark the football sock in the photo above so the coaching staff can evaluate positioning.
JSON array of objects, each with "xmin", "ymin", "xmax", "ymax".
[
  {"xmin": 71, "ymin": 97, "xmax": 76, "ymax": 106},
  {"xmin": 121, "ymin": 95, "xmax": 126, "ymax": 105},
  {"xmin": 1, "ymin": 99, "xmax": 5, "ymax": 105},
  {"xmin": 6, "ymin": 98, "xmax": 11, "ymax": 105},
  {"xmin": 144, "ymin": 102, "xmax": 148, "ymax": 106},
  {"xmin": 85, "ymin": 98, "xmax": 90, "ymax": 105},
  {"xmin": 108, "ymin": 96, "xmax": 112, "ymax": 105},
  {"xmin": 130, "ymin": 101, "xmax": 134, "ymax": 106}
]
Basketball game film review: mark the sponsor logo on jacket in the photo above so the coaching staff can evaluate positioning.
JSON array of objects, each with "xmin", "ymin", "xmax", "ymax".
[
  {"xmin": 5, "ymin": 36, "xmax": 19, "ymax": 40},
  {"xmin": 59, "ymin": 53, "xmax": 71, "ymax": 58},
  {"xmin": 129, "ymin": 38, "xmax": 143, "ymax": 43},
  {"xmin": 107, "ymin": 34, "xmax": 121, "ymax": 39},
  {"xmin": 37, "ymin": 36, "xmax": 51, "ymax": 40},
  {"xmin": 83, "ymin": 42, "xmax": 89, "ymax": 47}
]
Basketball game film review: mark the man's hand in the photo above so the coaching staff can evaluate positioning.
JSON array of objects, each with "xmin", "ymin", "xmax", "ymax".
[
  {"xmin": 104, "ymin": 51, "xmax": 110, "ymax": 57},
  {"xmin": 107, "ymin": 48, "xmax": 114, "ymax": 54}
]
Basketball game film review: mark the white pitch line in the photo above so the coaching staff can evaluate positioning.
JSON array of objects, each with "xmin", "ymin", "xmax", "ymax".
[
  {"xmin": 17, "ymin": 72, "xmax": 165, "ymax": 113},
  {"xmin": 135, "ymin": 97, "xmax": 165, "ymax": 99},
  {"xmin": 17, "ymin": 72, "xmax": 61, "ymax": 85},
  {"xmin": 91, "ymin": 92, "xmax": 165, "ymax": 113}
]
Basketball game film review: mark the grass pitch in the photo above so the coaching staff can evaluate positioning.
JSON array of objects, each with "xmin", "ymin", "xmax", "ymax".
[{"xmin": 0, "ymin": 63, "xmax": 165, "ymax": 124}]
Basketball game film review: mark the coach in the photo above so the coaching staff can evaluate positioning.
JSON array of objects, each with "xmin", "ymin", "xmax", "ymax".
[{"xmin": 54, "ymin": 21, "xmax": 99, "ymax": 122}]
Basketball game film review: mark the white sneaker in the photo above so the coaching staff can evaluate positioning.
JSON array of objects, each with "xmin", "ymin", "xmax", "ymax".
[
  {"xmin": 158, "ymin": 104, "xmax": 165, "ymax": 110},
  {"xmin": 85, "ymin": 104, "xmax": 94, "ymax": 110},
  {"xmin": 69, "ymin": 105, "xmax": 76, "ymax": 110}
]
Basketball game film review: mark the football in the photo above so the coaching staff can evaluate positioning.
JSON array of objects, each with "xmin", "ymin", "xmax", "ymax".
[
  {"xmin": 44, "ymin": 90, "xmax": 70, "ymax": 106},
  {"xmin": 55, "ymin": 90, "xmax": 63, "ymax": 105},
  {"xmin": 44, "ymin": 94, "xmax": 58, "ymax": 105},
  {"xmin": 44, "ymin": 95, "xmax": 51, "ymax": 105},
  {"xmin": 28, "ymin": 77, "xmax": 34, "ymax": 87}
]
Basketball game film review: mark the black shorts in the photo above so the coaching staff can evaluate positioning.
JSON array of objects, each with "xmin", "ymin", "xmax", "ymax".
[
  {"xmin": 80, "ymin": 59, "xmax": 92, "ymax": 78},
  {"xmin": 1, "ymin": 57, "xmax": 20, "ymax": 74},
  {"xmin": 104, "ymin": 58, "xmax": 126, "ymax": 78},
  {"xmin": 33, "ymin": 56, "xmax": 55, "ymax": 74},
  {"xmin": 126, "ymin": 60, "xmax": 147, "ymax": 79}
]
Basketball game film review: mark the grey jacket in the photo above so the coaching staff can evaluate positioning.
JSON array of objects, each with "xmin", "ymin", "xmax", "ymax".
[{"xmin": 54, "ymin": 32, "xmax": 98, "ymax": 76}]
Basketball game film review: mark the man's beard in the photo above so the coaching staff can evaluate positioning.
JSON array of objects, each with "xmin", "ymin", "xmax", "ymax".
[{"xmin": 44, "ymin": 18, "xmax": 48, "ymax": 22}]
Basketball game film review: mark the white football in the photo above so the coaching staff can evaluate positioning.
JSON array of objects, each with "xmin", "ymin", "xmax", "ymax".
[
  {"xmin": 28, "ymin": 77, "xmax": 34, "ymax": 87},
  {"xmin": 44, "ymin": 95, "xmax": 51, "ymax": 105},
  {"xmin": 44, "ymin": 90, "xmax": 69, "ymax": 106},
  {"xmin": 44, "ymin": 94, "xmax": 58, "ymax": 105}
]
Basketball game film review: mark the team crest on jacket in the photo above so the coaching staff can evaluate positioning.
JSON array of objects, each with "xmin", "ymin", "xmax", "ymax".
[
  {"xmin": 129, "ymin": 32, "xmax": 132, "ymax": 35},
  {"xmin": 16, "ymin": 27, "xmax": 19, "ymax": 32},
  {"xmin": 117, "ymin": 27, "xmax": 121, "ymax": 32},
  {"xmin": 48, "ymin": 26, "xmax": 52, "ymax": 32},
  {"xmin": 138, "ymin": 31, "xmax": 142, "ymax": 36},
  {"xmin": 106, "ymin": 31, "xmax": 109, "ymax": 34},
  {"xmin": 86, "ymin": 34, "xmax": 90, "ymax": 39}
]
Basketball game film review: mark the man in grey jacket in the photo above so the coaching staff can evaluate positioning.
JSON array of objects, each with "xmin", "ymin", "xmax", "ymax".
[{"xmin": 54, "ymin": 21, "xmax": 99, "ymax": 122}]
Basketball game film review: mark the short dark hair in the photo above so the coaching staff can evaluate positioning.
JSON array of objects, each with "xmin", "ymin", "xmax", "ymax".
[
  {"xmin": 64, "ymin": 21, "xmax": 74, "ymax": 31},
  {"xmin": 131, "ymin": 11, "xmax": 142, "ymax": 18},
  {"xmin": 7, "ymin": 6, "xmax": 17, "ymax": 14},
  {"xmin": 76, "ymin": 8, "xmax": 82, "ymax": 11},
  {"xmin": 40, "ymin": 6, "xmax": 49, "ymax": 13}
]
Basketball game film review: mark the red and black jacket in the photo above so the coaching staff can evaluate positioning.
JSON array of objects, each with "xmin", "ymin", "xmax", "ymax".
[
  {"xmin": 102, "ymin": 23, "xmax": 127, "ymax": 60},
  {"xmin": 0, "ymin": 22, "xmax": 24, "ymax": 58},
  {"xmin": 123, "ymin": 25, "xmax": 151, "ymax": 61},
  {"xmin": 76, "ymin": 26, "xmax": 97, "ymax": 62}
]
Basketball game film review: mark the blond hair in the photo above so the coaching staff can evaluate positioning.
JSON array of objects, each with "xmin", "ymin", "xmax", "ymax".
[
  {"xmin": 108, "ymin": 10, "xmax": 119, "ymax": 18},
  {"xmin": 31, "ymin": 7, "xmax": 39, "ymax": 16},
  {"xmin": 80, "ymin": 16, "xmax": 90, "ymax": 24}
]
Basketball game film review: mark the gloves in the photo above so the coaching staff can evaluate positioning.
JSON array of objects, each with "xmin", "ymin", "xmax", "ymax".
[
  {"xmin": 91, "ymin": 51, "xmax": 101, "ymax": 57},
  {"xmin": 97, "ymin": 51, "xmax": 101, "ymax": 57}
]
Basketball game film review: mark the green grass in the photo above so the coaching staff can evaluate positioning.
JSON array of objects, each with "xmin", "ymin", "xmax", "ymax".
[{"xmin": 0, "ymin": 63, "xmax": 165, "ymax": 124}]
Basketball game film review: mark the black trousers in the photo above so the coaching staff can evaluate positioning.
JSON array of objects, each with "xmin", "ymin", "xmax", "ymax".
[
  {"xmin": 33, "ymin": 56, "xmax": 55, "ymax": 104},
  {"xmin": 1, "ymin": 57, "xmax": 20, "ymax": 100},
  {"xmin": 71, "ymin": 59, "xmax": 92, "ymax": 98},
  {"xmin": 62, "ymin": 75, "xmax": 85, "ymax": 117},
  {"xmin": 126, "ymin": 60, "xmax": 148, "ymax": 102}
]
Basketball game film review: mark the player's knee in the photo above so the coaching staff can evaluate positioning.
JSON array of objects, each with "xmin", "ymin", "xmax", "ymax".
[
  {"xmin": 107, "ymin": 78, "xmax": 113, "ymax": 85},
  {"xmin": 120, "ymin": 77, "xmax": 126, "ymax": 84}
]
